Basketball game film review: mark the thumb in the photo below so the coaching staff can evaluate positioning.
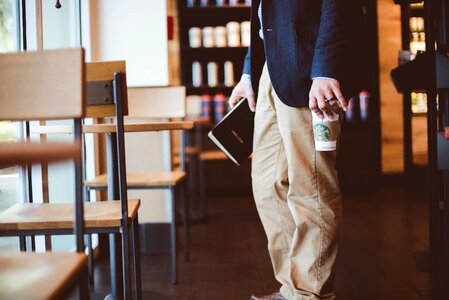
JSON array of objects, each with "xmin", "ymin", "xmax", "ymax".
[{"xmin": 247, "ymin": 93, "xmax": 256, "ymax": 112}]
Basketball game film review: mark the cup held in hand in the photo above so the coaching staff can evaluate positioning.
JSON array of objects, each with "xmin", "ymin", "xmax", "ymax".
[{"xmin": 312, "ymin": 112, "xmax": 340, "ymax": 151}]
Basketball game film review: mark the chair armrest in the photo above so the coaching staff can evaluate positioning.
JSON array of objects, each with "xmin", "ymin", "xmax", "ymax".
[{"xmin": 82, "ymin": 121, "xmax": 194, "ymax": 133}]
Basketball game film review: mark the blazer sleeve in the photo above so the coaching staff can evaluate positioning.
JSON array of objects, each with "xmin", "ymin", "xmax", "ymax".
[
  {"xmin": 310, "ymin": 0, "xmax": 352, "ymax": 80},
  {"xmin": 242, "ymin": 47, "xmax": 251, "ymax": 75}
]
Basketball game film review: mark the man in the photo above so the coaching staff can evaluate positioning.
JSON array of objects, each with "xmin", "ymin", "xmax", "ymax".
[{"xmin": 229, "ymin": 1, "xmax": 364, "ymax": 299}]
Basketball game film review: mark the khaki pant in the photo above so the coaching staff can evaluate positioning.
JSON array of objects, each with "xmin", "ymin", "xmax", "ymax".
[{"xmin": 252, "ymin": 64, "xmax": 342, "ymax": 300}]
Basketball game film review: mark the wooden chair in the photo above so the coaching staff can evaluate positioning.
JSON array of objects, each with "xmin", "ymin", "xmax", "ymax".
[
  {"xmin": 0, "ymin": 49, "xmax": 89, "ymax": 300},
  {"xmin": 0, "ymin": 58, "xmax": 142, "ymax": 299},
  {"xmin": 84, "ymin": 86, "xmax": 193, "ymax": 283}
]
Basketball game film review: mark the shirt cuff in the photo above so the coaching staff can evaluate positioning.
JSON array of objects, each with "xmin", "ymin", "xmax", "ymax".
[
  {"xmin": 240, "ymin": 73, "xmax": 252, "ymax": 85},
  {"xmin": 312, "ymin": 77, "xmax": 338, "ymax": 81}
]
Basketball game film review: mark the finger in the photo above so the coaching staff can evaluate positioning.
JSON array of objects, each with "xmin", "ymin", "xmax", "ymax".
[
  {"xmin": 228, "ymin": 93, "xmax": 243, "ymax": 108},
  {"xmin": 329, "ymin": 100, "xmax": 341, "ymax": 113},
  {"xmin": 309, "ymin": 95, "xmax": 324, "ymax": 119},
  {"xmin": 317, "ymin": 94, "xmax": 334, "ymax": 120},
  {"xmin": 323, "ymin": 87, "xmax": 340, "ymax": 115},
  {"xmin": 247, "ymin": 93, "xmax": 256, "ymax": 112},
  {"xmin": 323, "ymin": 87, "xmax": 334, "ymax": 103},
  {"xmin": 332, "ymin": 86, "xmax": 347, "ymax": 111}
]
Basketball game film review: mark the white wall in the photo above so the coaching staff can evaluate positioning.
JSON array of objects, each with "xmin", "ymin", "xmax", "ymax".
[
  {"xmin": 84, "ymin": 0, "xmax": 171, "ymax": 223},
  {"xmin": 89, "ymin": 0, "xmax": 168, "ymax": 86}
]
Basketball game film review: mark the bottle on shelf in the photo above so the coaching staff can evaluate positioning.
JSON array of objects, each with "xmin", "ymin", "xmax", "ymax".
[
  {"xmin": 189, "ymin": 27, "xmax": 202, "ymax": 48},
  {"xmin": 224, "ymin": 61, "xmax": 235, "ymax": 87},
  {"xmin": 187, "ymin": 0, "xmax": 197, "ymax": 7},
  {"xmin": 214, "ymin": 26, "xmax": 227, "ymax": 47},
  {"xmin": 202, "ymin": 27, "xmax": 215, "ymax": 48},
  {"xmin": 359, "ymin": 90, "xmax": 370, "ymax": 121},
  {"xmin": 213, "ymin": 93, "xmax": 227, "ymax": 122},
  {"xmin": 207, "ymin": 62, "xmax": 219, "ymax": 87},
  {"xmin": 192, "ymin": 61, "xmax": 203, "ymax": 87},
  {"xmin": 226, "ymin": 22, "xmax": 241, "ymax": 47},
  {"xmin": 345, "ymin": 97, "xmax": 355, "ymax": 121},
  {"xmin": 201, "ymin": 94, "xmax": 213, "ymax": 120},
  {"xmin": 200, "ymin": 0, "xmax": 209, "ymax": 7},
  {"xmin": 409, "ymin": 16, "xmax": 425, "ymax": 55},
  {"xmin": 241, "ymin": 21, "xmax": 251, "ymax": 47}
]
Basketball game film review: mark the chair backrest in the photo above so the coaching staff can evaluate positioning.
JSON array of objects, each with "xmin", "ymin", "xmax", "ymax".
[
  {"xmin": 0, "ymin": 49, "xmax": 85, "ymax": 121},
  {"xmin": 85, "ymin": 60, "xmax": 128, "ymax": 118},
  {"xmin": 0, "ymin": 49, "xmax": 86, "ymax": 254},
  {"xmin": 126, "ymin": 86, "xmax": 186, "ymax": 119},
  {"xmin": 84, "ymin": 60, "xmax": 130, "ymax": 236}
]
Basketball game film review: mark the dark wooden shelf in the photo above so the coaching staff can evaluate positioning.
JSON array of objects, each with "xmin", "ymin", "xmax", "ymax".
[
  {"xmin": 410, "ymin": 9, "xmax": 424, "ymax": 18},
  {"xmin": 182, "ymin": 4, "xmax": 250, "ymax": 11},
  {"xmin": 182, "ymin": 46, "xmax": 248, "ymax": 52},
  {"xmin": 182, "ymin": 47, "xmax": 248, "ymax": 61},
  {"xmin": 410, "ymin": 4, "xmax": 424, "ymax": 18},
  {"xmin": 187, "ymin": 85, "xmax": 234, "ymax": 95},
  {"xmin": 179, "ymin": 5, "xmax": 250, "ymax": 27}
]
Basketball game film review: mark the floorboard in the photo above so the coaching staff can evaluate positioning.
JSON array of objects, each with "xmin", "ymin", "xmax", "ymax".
[{"xmin": 92, "ymin": 187, "xmax": 432, "ymax": 300}]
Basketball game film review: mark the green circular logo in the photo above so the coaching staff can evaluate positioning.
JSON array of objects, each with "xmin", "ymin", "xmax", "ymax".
[{"xmin": 313, "ymin": 124, "xmax": 331, "ymax": 141}]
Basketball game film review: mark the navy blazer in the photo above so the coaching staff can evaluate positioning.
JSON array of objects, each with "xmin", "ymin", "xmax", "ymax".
[{"xmin": 243, "ymin": 0, "xmax": 365, "ymax": 107}]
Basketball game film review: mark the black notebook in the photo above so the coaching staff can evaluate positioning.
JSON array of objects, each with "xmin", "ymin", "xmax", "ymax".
[{"xmin": 208, "ymin": 99, "xmax": 255, "ymax": 166}]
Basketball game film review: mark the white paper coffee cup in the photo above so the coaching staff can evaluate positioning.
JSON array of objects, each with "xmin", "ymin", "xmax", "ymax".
[{"xmin": 312, "ymin": 112, "xmax": 340, "ymax": 151}]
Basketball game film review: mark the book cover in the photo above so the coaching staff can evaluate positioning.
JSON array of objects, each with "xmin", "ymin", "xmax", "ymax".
[{"xmin": 208, "ymin": 99, "xmax": 255, "ymax": 166}]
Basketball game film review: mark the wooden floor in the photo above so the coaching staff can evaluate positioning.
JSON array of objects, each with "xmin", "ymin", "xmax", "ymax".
[{"xmin": 92, "ymin": 187, "xmax": 433, "ymax": 300}]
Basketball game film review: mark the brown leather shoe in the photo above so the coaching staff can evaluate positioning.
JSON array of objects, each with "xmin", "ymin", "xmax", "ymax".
[{"xmin": 250, "ymin": 291, "xmax": 287, "ymax": 300}]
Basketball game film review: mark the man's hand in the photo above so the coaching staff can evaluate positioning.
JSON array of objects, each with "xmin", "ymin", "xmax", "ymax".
[
  {"xmin": 229, "ymin": 80, "xmax": 256, "ymax": 112},
  {"xmin": 309, "ymin": 79, "xmax": 347, "ymax": 119}
]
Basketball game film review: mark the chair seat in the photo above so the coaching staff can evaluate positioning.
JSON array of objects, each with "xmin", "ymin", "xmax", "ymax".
[
  {"xmin": 0, "ymin": 199, "xmax": 140, "ymax": 231},
  {"xmin": 0, "ymin": 252, "xmax": 87, "ymax": 300},
  {"xmin": 199, "ymin": 150, "xmax": 228, "ymax": 161},
  {"xmin": 84, "ymin": 171, "xmax": 186, "ymax": 188}
]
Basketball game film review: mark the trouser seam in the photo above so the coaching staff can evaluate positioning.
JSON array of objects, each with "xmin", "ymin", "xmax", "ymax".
[{"xmin": 269, "ymin": 104, "xmax": 290, "ymax": 254}]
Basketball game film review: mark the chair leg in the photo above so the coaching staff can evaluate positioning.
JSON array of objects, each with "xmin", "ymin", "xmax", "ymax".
[
  {"xmin": 19, "ymin": 236, "xmax": 26, "ymax": 252},
  {"xmin": 170, "ymin": 186, "xmax": 178, "ymax": 284},
  {"xmin": 180, "ymin": 183, "xmax": 190, "ymax": 262},
  {"xmin": 79, "ymin": 266, "xmax": 90, "ymax": 300},
  {"xmin": 121, "ymin": 225, "xmax": 132, "ymax": 300},
  {"xmin": 85, "ymin": 189, "xmax": 95, "ymax": 287},
  {"xmin": 132, "ymin": 214, "xmax": 142, "ymax": 300},
  {"xmin": 198, "ymin": 158, "xmax": 208, "ymax": 219},
  {"xmin": 189, "ymin": 153, "xmax": 202, "ymax": 221},
  {"xmin": 86, "ymin": 234, "xmax": 94, "ymax": 287}
]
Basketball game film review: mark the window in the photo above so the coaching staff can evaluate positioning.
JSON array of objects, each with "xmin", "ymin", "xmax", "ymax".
[{"xmin": 0, "ymin": 0, "xmax": 23, "ymax": 252}]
